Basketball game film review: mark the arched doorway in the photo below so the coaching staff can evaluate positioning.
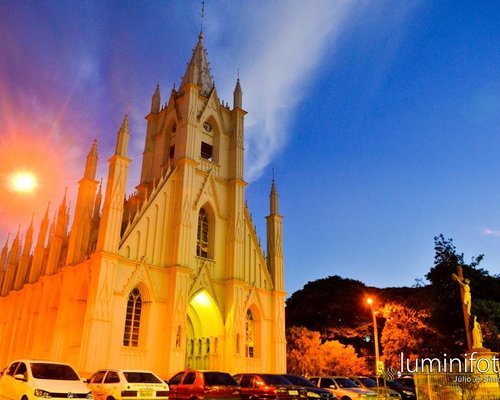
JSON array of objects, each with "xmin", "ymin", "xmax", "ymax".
[{"xmin": 186, "ymin": 291, "xmax": 223, "ymax": 370}]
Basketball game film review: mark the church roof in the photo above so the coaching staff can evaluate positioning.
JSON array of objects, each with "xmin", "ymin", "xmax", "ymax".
[{"xmin": 180, "ymin": 33, "xmax": 214, "ymax": 97}]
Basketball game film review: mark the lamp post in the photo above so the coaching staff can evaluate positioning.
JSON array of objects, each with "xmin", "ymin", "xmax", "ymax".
[{"xmin": 367, "ymin": 298, "xmax": 380, "ymax": 376}]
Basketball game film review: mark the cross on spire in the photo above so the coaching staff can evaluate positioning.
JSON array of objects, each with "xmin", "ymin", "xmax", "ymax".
[{"xmin": 200, "ymin": 0, "xmax": 206, "ymax": 35}]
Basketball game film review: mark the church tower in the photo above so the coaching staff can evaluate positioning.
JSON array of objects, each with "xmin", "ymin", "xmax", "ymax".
[{"xmin": 0, "ymin": 31, "xmax": 286, "ymax": 378}]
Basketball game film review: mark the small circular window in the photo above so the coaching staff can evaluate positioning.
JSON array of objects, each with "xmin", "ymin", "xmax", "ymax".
[{"xmin": 203, "ymin": 121, "xmax": 212, "ymax": 132}]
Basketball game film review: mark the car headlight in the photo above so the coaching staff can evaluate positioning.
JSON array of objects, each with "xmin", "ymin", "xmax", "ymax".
[
  {"xmin": 307, "ymin": 392, "xmax": 321, "ymax": 398},
  {"xmin": 402, "ymin": 391, "xmax": 414, "ymax": 396},
  {"xmin": 34, "ymin": 389, "xmax": 52, "ymax": 398}
]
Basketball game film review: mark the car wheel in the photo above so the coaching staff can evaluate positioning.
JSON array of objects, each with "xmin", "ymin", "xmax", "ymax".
[
  {"xmin": 341, "ymin": 397, "xmax": 351, "ymax": 400},
  {"xmin": 107, "ymin": 396, "xmax": 115, "ymax": 400},
  {"xmin": 21, "ymin": 395, "xmax": 29, "ymax": 400}
]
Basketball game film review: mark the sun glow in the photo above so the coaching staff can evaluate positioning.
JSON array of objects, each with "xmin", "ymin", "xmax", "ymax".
[{"xmin": 10, "ymin": 172, "xmax": 38, "ymax": 193}]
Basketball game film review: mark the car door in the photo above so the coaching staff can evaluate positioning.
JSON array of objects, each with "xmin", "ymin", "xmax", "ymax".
[
  {"xmin": 88, "ymin": 370, "xmax": 107, "ymax": 400},
  {"xmin": 317, "ymin": 378, "xmax": 337, "ymax": 397},
  {"xmin": 238, "ymin": 375, "xmax": 254, "ymax": 400},
  {"xmin": 102, "ymin": 371, "xmax": 121, "ymax": 399},
  {"xmin": 10, "ymin": 362, "xmax": 28, "ymax": 400},
  {"xmin": 168, "ymin": 372, "xmax": 185, "ymax": 400},
  {"xmin": 0, "ymin": 362, "xmax": 20, "ymax": 400},
  {"xmin": 177, "ymin": 371, "xmax": 196, "ymax": 400}
]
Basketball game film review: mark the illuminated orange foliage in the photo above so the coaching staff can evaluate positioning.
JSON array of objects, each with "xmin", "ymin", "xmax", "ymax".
[{"xmin": 286, "ymin": 326, "xmax": 369, "ymax": 376}]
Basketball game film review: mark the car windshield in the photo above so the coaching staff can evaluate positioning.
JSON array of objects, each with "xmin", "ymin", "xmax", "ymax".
[
  {"xmin": 334, "ymin": 378, "xmax": 357, "ymax": 388},
  {"xmin": 204, "ymin": 372, "xmax": 238, "ymax": 386},
  {"xmin": 123, "ymin": 372, "xmax": 162, "ymax": 384},
  {"xmin": 30, "ymin": 363, "xmax": 79, "ymax": 381},
  {"xmin": 357, "ymin": 378, "xmax": 376, "ymax": 388},
  {"xmin": 262, "ymin": 375, "xmax": 292, "ymax": 385},
  {"xmin": 283, "ymin": 375, "xmax": 314, "ymax": 387}
]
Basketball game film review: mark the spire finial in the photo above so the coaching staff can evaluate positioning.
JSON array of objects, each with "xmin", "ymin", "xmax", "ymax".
[{"xmin": 200, "ymin": 0, "xmax": 206, "ymax": 36}]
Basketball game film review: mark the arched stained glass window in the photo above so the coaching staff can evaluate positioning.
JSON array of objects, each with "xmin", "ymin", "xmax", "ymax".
[
  {"xmin": 123, "ymin": 287, "xmax": 142, "ymax": 347},
  {"xmin": 245, "ymin": 309, "xmax": 254, "ymax": 358},
  {"xmin": 197, "ymin": 208, "xmax": 209, "ymax": 258}
]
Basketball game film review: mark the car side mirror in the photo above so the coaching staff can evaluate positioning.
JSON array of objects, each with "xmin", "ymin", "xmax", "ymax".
[
  {"xmin": 329, "ymin": 385, "xmax": 336, "ymax": 390},
  {"xmin": 14, "ymin": 374, "xmax": 26, "ymax": 381}
]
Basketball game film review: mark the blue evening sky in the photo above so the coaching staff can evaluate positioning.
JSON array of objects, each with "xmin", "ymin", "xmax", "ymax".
[{"xmin": 0, "ymin": 1, "xmax": 499, "ymax": 295}]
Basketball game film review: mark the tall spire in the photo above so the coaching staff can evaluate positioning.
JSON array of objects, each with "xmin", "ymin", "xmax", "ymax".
[
  {"xmin": 37, "ymin": 203, "xmax": 50, "ymax": 247},
  {"xmin": 180, "ymin": 34, "xmax": 214, "ymax": 97},
  {"xmin": 151, "ymin": 84, "xmax": 161, "ymax": 113},
  {"xmin": 96, "ymin": 117, "xmax": 131, "ymax": 253},
  {"xmin": 55, "ymin": 188, "xmax": 68, "ymax": 237},
  {"xmin": 29, "ymin": 203, "xmax": 50, "ymax": 283},
  {"xmin": 93, "ymin": 178, "xmax": 103, "ymax": 221},
  {"xmin": 0, "ymin": 234, "xmax": 10, "ymax": 269},
  {"xmin": 270, "ymin": 176, "xmax": 279, "ymax": 215},
  {"xmin": 84, "ymin": 139, "xmax": 98, "ymax": 179},
  {"xmin": 266, "ymin": 176, "xmax": 284, "ymax": 292},
  {"xmin": 233, "ymin": 77, "xmax": 243, "ymax": 109},
  {"xmin": 200, "ymin": 0, "xmax": 206, "ymax": 36},
  {"xmin": 22, "ymin": 215, "xmax": 34, "ymax": 258},
  {"xmin": 0, "ymin": 235, "xmax": 8, "ymax": 291},
  {"xmin": 115, "ymin": 115, "xmax": 130, "ymax": 157},
  {"xmin": 14, "ymin": 218, "xmax": 34, "ymax": 290},
  {"xmin": 7, "ymin": 227, "xmax": 21, "ymax": 266}
]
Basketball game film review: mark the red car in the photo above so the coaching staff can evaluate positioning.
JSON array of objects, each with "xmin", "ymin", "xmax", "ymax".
[
  {"xmin": 233, "ymin": 373, "xmax": 307, "ymax": 400},
  {"xmin": 168, "ymin": 370, "xmax": 241, "ymax": 400}
]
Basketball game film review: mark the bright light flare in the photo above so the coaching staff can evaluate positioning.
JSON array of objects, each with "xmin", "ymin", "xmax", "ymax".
[{"xmin": 10, "ymin": 172, "xmax": 38, "ymax": 193}]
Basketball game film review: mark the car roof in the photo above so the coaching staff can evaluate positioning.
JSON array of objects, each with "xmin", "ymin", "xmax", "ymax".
[
  {"xmin": 99, "ymin": 369, "xmax": 157, "ymax": 373},
  {"xmin": 11, "ymin": 360, "xmax": 74, "ymax": 366}
]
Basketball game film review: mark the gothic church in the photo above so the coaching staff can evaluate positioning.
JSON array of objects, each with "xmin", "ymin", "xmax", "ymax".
[{"xmin": 0, "ymin": 33, "xmax": 286, "ymax": 378}]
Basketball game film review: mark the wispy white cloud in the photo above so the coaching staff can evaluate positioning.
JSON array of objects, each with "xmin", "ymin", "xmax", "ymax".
[
  {"xmin": 209, "ymin": 0, "xmax": 420, "ymax": 182},
  {"xmin": 210, "ymin": 1, "xmax": 359, "ymax": 181},
  {"xmin": 483, "ymin": 228, "xmax": 500, "ymax": 237}
]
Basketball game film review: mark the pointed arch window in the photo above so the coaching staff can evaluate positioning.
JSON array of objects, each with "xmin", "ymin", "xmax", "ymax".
[
  {"xmin": 197, "ymin": 208, "xmax": 209, "ymax": 258},
  {"xmin": 123, "ymin": 287, "xmax": 142, "ymax": 347},
  {"xmin": 245, "ymin": 309, "xmax": 255, "ymax": 358}
]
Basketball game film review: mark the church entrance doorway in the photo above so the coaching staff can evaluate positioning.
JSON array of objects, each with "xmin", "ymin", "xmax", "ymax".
[{"xmin": 186, "ymin": 290, "xmax": 223, "ymax": 370}]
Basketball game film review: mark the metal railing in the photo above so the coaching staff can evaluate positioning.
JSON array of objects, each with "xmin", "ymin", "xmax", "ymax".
[{"xmin": 414, "ymin": 372, "xmax": 500, "ymax": 400}]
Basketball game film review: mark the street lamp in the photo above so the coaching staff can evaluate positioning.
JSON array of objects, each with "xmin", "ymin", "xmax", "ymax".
[{"xmin": 367, "ymin": 297, "xmax": 380, "ymax": 376}]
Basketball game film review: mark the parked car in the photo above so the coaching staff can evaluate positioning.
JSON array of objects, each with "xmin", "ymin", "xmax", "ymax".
[
  {"xmin": 393, "ymin": 377, "xmax": 414, "ymax": 390},
  {"xmin": 308, "ymin": 376, "xmax": 377, "ymax": 400},
  {"xmin": 168, "ymin": 370, "xmax": 240, "ymax": 400},
  {"xmin": 281, "ymin": 374, "xmax": 336, "ymax": 400},
  {"xmin": 87, "ymin": 369, "xmax": 169, "ymax": 400},
  {"xmin": 233, "ymin": 373, "xmax": 306, "ymax": 400},
  {"xmin": 369, "ymin": 378, "xmax": 415, "ymax": 400},
  {"xmin": 0, "ymin": 359, "xmax": 92, "ymax": 400},
  {"xmin": 349, "ymin": 377, "xmax": 401, "ymax": 399}
]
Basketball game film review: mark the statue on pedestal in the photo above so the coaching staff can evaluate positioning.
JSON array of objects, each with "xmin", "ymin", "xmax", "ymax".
[{"xmin": 472, "ymin": 315, "xmax": 483, "ymax": 349}]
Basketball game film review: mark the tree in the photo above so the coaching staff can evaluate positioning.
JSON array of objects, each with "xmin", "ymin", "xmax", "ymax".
[
  {"xmin": 286, "ymin": 326, "xmax": 322, "ymax": 375},
  {"xmin": 380, "ymin": 302, "xmax": 441, "ymax": 369},
  {"xmin": 320, "ymin": 339, "xmax": 370, "ymax": 376},
  {"xmin": 286, "ymin": 275, "xmax": 369, "ymax": 331},
  {"xmin": 286, "ymin": 326, "xmax": 369, "ymax": 376}
]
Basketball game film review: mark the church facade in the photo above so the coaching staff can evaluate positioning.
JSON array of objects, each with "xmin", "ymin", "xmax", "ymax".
[{"xmin": 0, "ymin": 34, "xmax": 286, "ymax": 378}]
